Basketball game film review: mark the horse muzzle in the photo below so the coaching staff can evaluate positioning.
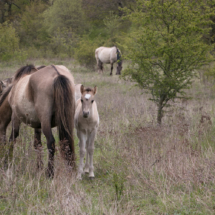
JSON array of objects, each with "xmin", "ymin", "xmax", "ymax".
[{"xmin": 83, "ymin": 111, "xmax": 89, "ymax": 118}]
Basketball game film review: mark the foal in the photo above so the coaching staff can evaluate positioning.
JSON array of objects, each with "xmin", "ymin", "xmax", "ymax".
[{"xmin": 75, "ymin": 85, "xmax": 99, "ymax": 179}]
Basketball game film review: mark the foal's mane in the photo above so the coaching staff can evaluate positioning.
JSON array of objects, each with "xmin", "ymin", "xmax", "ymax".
[
  {"xmin": 14, "ymin": 64, "xmax": 38, "ymax": 81},
  {"xmin": 85, "ymin": 88, "xmax": 92, "ymax": 92}
]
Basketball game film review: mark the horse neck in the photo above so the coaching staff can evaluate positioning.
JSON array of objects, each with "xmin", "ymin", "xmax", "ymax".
[
  {"xmin": 0, "ymin": 95, "xmax": 12, "ymax": 136},
  {"xmin": 90, "ymin": 102, "xmax": 98, "ymax": 120}
]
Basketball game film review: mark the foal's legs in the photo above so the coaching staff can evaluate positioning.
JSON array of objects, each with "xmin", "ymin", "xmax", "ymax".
[
  {"xmin": 33, "ymin": 128, "xmax": 43, "ymax": 170},
  {"xmin": 77, "ymin": 130, "xmax": 86, "ymax": 180},
  {"xmin": 87, "ymin": 129, "xmax": 96, "ymax": 178},
  {"xmin": 84, "ymin": 137, "xmax": 90, "ymax": 174}
]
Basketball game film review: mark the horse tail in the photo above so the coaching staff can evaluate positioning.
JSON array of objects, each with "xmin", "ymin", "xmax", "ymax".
[
  {"xmin": 53, "ymin": 70, "xmax": 75, "ymax": 167},
  {"xmin": 115, "ymin": 46, "xmax": 122, "ymax": 62}
]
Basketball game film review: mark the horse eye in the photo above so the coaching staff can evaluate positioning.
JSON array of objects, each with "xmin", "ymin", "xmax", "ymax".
[
  {"xmin": 81, "ymin": 99, "xmax": 83, "ymax": 103},
  {"xmin": 91, "ymin": 100, "xmax": 94, "ymax": 103}
]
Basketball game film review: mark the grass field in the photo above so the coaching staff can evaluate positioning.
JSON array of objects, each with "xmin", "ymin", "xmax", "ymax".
[{"xmin": 0, "ymin": 59, "xmax": 215, "ymax": 214}]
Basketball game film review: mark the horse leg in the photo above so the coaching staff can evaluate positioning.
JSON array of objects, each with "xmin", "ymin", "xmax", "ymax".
[
  {"xmin": 33, "ymin": 128, "xmax": 43, "ymax": 170},
  {"xmin": 110, "ymin": 63, "xmax": 113, "ymax": 76},
  {"xmin": 5, "ymin": 116, "xmax": 21, "ymax": 168},
  {"xmin": 77, "ymin": 130, "xmax": 86, "ymax": 180},
  {"xmin": 42, "ymin": 122, "xmax": 55, "ymax": 178},
  {"xmin": 84, "ymin": 138, "xmax": 90, "ymax": 174},
  {"xmin": 88, "ymin": 129, "xmax": 96, "ymax": 178},
  {"xmin": 98, "ymin": 61, "xmax": 103, "ymax": 74}
]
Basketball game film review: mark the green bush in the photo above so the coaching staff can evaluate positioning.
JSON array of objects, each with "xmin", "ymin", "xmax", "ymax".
[
  {"xmin": 74, "ymin": 37, "xmax": 98, "ymax": 68},
  {"xmin": 49, "ymin": 28, "xmax": 79, "ymax": 57},
  {"xmin": 0, "ymin": 23, "xmax": 20, "ymax": 61}
]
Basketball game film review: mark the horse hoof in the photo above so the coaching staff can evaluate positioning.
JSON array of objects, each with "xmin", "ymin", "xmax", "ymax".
[
  {"xmin": 37, "ymin": 162, "xmax": 44, "ymax": 170},
  {"xmin": 89, "ymin": 176, "xmax": 95, "ymax": 180},
  {"xmin": 77, "ymin": 175, "xmax": 82, "ymax": 180},
  {"xmin": 84, "ymin": 168, "xmax": 89, "ymax": 174},
  {"xmin": 45, "ymin": 169, "xmax": 54, "ymax": 179}
]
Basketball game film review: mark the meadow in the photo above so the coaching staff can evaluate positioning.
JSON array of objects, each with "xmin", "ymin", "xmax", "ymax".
[{"xmin": 0, "ymin": 59, "xmax": 215, "ymax": 214}]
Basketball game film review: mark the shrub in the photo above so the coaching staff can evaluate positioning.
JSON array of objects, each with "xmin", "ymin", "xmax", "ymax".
[
  {"xmin": 74, "ymin": 37, "xmax": 98, "ymax": 68},
  {"xmin": 0, "ymin": 23, "xmax": 20, "ymax": 61}
]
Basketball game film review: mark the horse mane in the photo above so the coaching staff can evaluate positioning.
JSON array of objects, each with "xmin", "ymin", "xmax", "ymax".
[
  {"xmin": 14, "ymin": 64, "xmax": 37, "ymax": 81},
  {"xmin": 0, "ymin": 64, "xmax": 39, "ymax": 107},
  {"xmin": 37, "ymin": 65, "xmax": 46, "ymax": 70}
]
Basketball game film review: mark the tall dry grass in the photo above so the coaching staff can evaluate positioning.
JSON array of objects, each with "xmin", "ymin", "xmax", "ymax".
[{"xmin": 0, "ymin": 60, "xmax": 215, "ymax": 214}]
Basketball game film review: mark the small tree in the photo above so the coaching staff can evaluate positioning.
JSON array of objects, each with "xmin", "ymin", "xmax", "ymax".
[{"xmin": 122, "ymin": 0, "xmax": 214, "ymax": 124}]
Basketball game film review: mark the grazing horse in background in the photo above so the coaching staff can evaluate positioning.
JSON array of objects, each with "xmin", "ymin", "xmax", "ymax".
[
  {"xmin": 95, "ymin": 46, "xmax": 123, "ymax": 75},
  {"xmin": 75, "ymin": 85, "xmax": 99, "ymax": 179},
  {"xmin": 0, "ymin": 64, "xmax": 76, "ymax": 177}
]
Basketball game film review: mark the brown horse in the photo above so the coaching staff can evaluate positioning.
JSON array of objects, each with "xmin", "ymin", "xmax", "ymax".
[{"xmin": 0, "ymin": 65, "xmax": 76, "ymax": 177}]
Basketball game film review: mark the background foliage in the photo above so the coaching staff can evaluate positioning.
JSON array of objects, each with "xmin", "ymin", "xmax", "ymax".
[
  {"xmin": 1, "ymin": 0, "xmax": 215, "ymax": 122},
  {"xmin": 121, "ymin": 0, "xmax": 215, "ymax": 123}
]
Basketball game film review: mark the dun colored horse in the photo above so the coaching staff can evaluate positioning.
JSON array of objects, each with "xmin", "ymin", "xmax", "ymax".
[
  {"xmin": 95, "ymin": 46, "xmax": 123, "ymax": 75},
  {"xmin": 0, "ymin": 65, "xmax": 76, "ymax": 177},
  {"xmin": 75, "ymin": 85, "xmax": 99, "ymax": 179}
]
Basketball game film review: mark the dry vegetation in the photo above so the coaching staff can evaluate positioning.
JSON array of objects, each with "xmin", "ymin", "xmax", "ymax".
[{"xmin": 0, "ymin": 59, "xmax": 215, "ymax": 214}]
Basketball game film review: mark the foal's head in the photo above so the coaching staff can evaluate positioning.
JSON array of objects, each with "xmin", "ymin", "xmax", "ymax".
[{"xmin": 80, "ymin": 85, "xmax": 97, "ymax": 118}]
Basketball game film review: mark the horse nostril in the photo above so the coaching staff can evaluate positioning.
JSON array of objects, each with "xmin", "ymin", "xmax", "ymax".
[{"xmin": 83, "ymin": 111, "xmax": 89, "ymax": 118}]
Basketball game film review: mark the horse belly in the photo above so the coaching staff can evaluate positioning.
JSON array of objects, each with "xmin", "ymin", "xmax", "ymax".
[
  {"xmin": 98, "ymin": 51, "xmax": 111, "ymax": 64},
  {"xmin": 13, "ymin": 79, "xmax": 40, "ymax": 127},
  {"xmin": 17, "ymin": 99, "xmax": 40, "ymax": 127}
]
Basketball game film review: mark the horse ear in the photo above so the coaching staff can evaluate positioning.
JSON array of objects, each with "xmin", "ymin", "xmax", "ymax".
[
  {"xmin": 2, "ymin": 80, "xmax": 7, "ymax": 88},
  {"xmin": 93, "ymin": 86, "xmax": 97, "ymax": 95},
  {"xmin": 80, "ymin": 85, "xmax": 85, "ymax": 94}
]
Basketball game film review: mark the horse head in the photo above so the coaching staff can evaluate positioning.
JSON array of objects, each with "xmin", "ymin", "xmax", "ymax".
[
  {"xmin": 116, "ymin": 60, "xmax": 123, "ymax": 75},
  {"xmin": 80, "ymin": 85, "xmax": 97, "ymax": 118}
]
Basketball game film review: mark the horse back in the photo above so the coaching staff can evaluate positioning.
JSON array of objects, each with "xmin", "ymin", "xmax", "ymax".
[
  {"xmin": 96, "ymin": 46, "xmax": 117, "ymax": 64},
  {"xmin": 29, "ymin": 65, "xmax": 75, "ymax": 99}
]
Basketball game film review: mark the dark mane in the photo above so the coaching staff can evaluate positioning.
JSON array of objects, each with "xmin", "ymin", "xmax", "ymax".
[
  {"xmin": 14, "ymin": 65, "xmax": 37, "ymax": 81},
  {"xmin": 0, "ymin": 64, "xmax": 38, "ymax": 107},
  {"xmin": 0, "ymin": 85, "xmax": 12, "ymax": 107},
  {"xmin": 37, "ymin": 65, "xmax": 46, "ymax": 70}
]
